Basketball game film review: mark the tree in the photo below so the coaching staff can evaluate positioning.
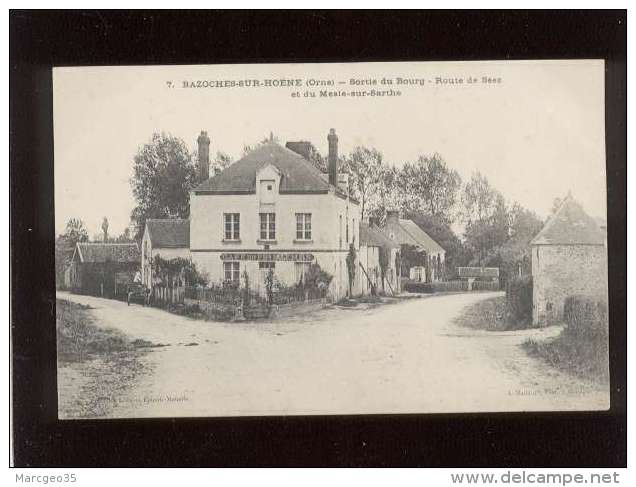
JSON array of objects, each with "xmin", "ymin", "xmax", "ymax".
[
  {"xmin": 399, "ymin": 154, "xmax": 461, "ymax": 223},
  {"xmin": 462, "ymin": 171, "xmax": 498, "ymax": 224},
  {"xmin": 461, "ymin": 172, "xmax": 504, "ymax": 265},
  {"xmin": 213, "ymin": 151, "xmax": 234, "ymax": 172},
  {"xmin": 345, "ymin": 146, "xmax": 385, "ymax": 220},
  {"xmin": 101, "ymin": 217, "xmax": 109, "ymax": 242},
  {"xmin": 550, "ymin": 197, "xmax": 563, "ymax": 214},
  {"xmin": 130, "ymin": 132, "xmax": 198, "ymax": 240},
  {"xmin": 366, "ymin": 164, "xmax": 402, "ymax": 225},
  {"xmin": 242, "ymin": 132, "xmax": 280, "ymax": 155},
  {"xmin": 115, "ymin": 227, "xmax": 133, "ymax": 242}
]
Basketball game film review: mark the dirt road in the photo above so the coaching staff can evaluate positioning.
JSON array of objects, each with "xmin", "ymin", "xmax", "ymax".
[{"xmin": 56, "ymin": 291, "xmax": 609, "ymax": 418}]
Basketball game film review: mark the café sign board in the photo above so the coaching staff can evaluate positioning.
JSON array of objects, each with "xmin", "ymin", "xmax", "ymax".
[{"xmin": 220, "ymin": 252, "xmax": 314, "ymax": 262}]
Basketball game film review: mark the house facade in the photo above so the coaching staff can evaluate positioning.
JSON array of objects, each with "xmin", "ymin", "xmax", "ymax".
[
  {"xmin": 530, "ymin": 195, "xmax": 608, "ymax": 325},
  {"xmin": 67, "ymin": 242, "xmax": 140, "ymax": 298},
  {"xmin": 187, "ymin": 129, "xmax": 362, "ymax": 301},
  {"xmin": 381, "ymin": 211, "xmax": 446, "ymax": 282},
  {"xmin": 141, "ymin": 219, "xmax": 190, "ymax": 288},
  {"xmin": 359, "ymin": 220, "xmax": 401, "ymax": 295}
]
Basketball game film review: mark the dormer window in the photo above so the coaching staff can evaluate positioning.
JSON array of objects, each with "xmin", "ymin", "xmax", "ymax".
[{"xmin": 260, "ymin": 179, "xmax": 276, "ymax": 205}]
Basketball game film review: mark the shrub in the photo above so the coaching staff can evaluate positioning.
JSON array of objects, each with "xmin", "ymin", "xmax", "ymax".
[
  {"xmin": 431, "ymin": 280, "xmax": 469, "ymax": 292},
  {"xmin": 505, "ymin": 275, "xmax": 533, "ymax": 325},
  {"xmin": 472, "ymin": 280, "xmax": 501, "ymax": 291},
  {"xmin": 563, "ymin": 295, "xmax": 608, "ymax": 338},
  {"xmin": 404, "ymin": 281, "xmax": 434, "ymax": 293}
]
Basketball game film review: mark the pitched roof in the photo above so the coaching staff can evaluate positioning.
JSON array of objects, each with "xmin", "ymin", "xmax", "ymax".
[
  {"xmin": 194, "ymin": 142, "xmax": 331, "ymax": 194},
  {"xmin": 383, "ymin": 218, "xmax": 445, "ymax": 254},
  {"xmin": 531, "ymin": 196, "xmax": 605, "ymax": 246},
  {"xmin": 360, "ymin": 221, "xmax": 399, "ymax": 248},
  {"xmin": 146, "ymin": 219, "xmax": 190, "ymax": 248},
  {"xmin": 75, "ymin": 242, "xmax": 140, "ymax": 264}
]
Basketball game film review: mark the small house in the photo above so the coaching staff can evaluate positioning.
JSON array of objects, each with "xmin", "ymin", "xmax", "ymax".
[
  {"xmin": 382, "ymin": 211, "xmax": 446, "ymax": 282},
  {"xmin": 530, "ymin": 195, "xmax": 608, "ymax": 325},
  {"xmin": 67, "ymin": 242, "xmax": 140, "ymax": 298},
  {"xmin": 359, "ymin": 220, "xmax": 401, "ymax": 295},
  {"xmin": 141, "ymin": 219, "xmax": 191, "ymax": 288}
]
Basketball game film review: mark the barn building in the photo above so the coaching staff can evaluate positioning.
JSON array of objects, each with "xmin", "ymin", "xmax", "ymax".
[
  {"xmin": 530, "ymin": 195, "xmax": 608, "ymax": 325},
  {"xmin": 66, "ymin": 242, "xmax": 140, "ymax": 298}
]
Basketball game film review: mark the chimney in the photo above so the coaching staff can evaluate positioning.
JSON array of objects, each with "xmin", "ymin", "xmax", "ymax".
[
  {"xmin": 197, "ymin": 130, "xmax": 210, "ymax": 182},
  {"xmin": 386, "ymin": 210, "xmax": 400, "ymax": 225},
  {"xmin": 285, "ymin": 141, "xmax": 312, "ymax": 160},
  {"xmin": 328, "ymin": 128, "xmax": 338, "ymax": 187}
]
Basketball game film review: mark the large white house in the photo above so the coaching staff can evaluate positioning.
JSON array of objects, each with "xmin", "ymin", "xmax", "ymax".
[{"xmin": 185, "ymin": 129, "xmax": 362, "ymax": 301}]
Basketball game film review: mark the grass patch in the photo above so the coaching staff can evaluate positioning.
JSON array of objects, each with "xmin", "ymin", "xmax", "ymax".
[
  {"xmin": 56, "ymin": 299, "xmax": 161, "ymax": 365},
  {"xmin": 523, "ymin": 328, "xmax": 609, "ymax": 384},
  {"xmin": 455, "ymin": 296, "xmax": 533, "ymax": 331}
]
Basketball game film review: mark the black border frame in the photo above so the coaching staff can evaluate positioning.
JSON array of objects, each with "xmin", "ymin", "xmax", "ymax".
[{"xmin": 10, "ymin": 10, "xmax": 627, "ymax": 467}]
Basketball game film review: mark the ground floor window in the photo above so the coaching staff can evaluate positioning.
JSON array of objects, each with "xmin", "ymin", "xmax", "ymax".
[
  {"xmin": 223, "ymin": 261, "xmax": 240, "ymax": 283},
  {"xmin": 259, "ymin": 261, "xmax": 275, "ymax": 270}
]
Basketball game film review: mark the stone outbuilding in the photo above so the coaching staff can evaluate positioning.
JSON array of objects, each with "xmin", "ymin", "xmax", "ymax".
[{"xmin": 530, "ymin": 195, "xmax": 607, "ymax": 325}]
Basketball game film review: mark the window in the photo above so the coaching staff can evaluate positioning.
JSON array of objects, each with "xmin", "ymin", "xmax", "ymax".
[
  {"xmin": 259, "ymin": 261, "xmax": 275, "ymax": 270},
  {"xmin": 223, "ymin": 262, "xmax": 240, "ymax": 282},
  {"xmin": 260, "ymin": 213, "xmax": 276, "ymax": 240},
  {"xmin": 296, "ymin": 213, "xmax": 312, "ymax": 240},
  {"xmin": 260, "ymin": 180, "xmax": 275, "ymax": 204},
  {"xmin": 224, "ymin": 213, "xmax": 240, "ymax": 240}
]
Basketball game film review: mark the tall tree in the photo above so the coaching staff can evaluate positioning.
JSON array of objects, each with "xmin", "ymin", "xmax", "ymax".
[
  {"xmin": 366, "ymin": 164, "xmax": 402, "ymax": 224},
  {"xmin": 115, "ymin": 227, "xmax": 133, "ymax": 242},
  {"xmin": 345, "ymin": 146, "xmax": 384, "ymax": 220},
  {"xmin": 482, "ymin": 202, "xmax": 544, "ymax": 284},
  {"xmin": 461, "ymin": 172, "xmax": 504, "ymax": 265},
  {"xmin": 399, "ymin": 153, "xmax": 461, "ymax": 223},
  {"xmin": 101, "ymin": 217, "xmax": 109, "ymax": 242},
  {"xmin": 130, "ymin": 132, "xmax": 197, "ymax": 240}
]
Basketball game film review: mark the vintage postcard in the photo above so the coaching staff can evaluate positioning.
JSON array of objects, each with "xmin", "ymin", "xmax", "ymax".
[{"xmin": 53, "ymin": 60, "xmax": 609, "ymax": 419}]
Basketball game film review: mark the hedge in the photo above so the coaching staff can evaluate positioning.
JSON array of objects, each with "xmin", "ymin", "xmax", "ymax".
[
  {"xmin": 404, "ymin": 281, "xmax": 434, "ymax": 293},
  {"xmin": 505, "ymin": 275, "xmax": 533, "ymax": 325},
  {"xmin": 563, "ymin": 295, "xmax": 608, "ymax": 338},
  {"xmin": 472, "ymin": 281, "xmax": 501, "ymax": 291},
  {"xmin": 403, "ymin": 280, "xmax": 469, "ymax": 293}
]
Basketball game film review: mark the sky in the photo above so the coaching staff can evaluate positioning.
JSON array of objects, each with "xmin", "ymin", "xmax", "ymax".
[{"xmin": 54, "ymin": 60, "xmax": 606, "ymax": 238}]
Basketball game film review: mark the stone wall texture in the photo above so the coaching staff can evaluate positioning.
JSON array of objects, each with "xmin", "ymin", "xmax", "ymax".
[{"xmin": 532, "ymin": 244, "xmax": 608, "ymax": 325}]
